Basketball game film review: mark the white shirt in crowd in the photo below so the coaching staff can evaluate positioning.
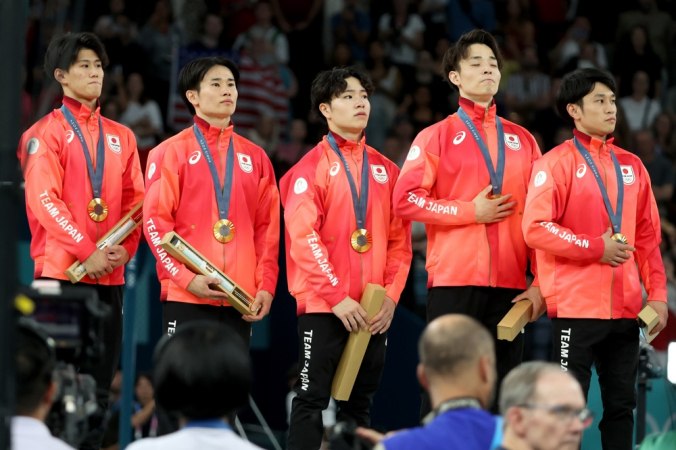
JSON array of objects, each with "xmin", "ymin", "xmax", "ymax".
[
  {"xmin": 378, "ymin": 13, "xmax": 426, "ymax": 66},
  {"xmin": 619, "ymin": 96, "xmax": 662, "ymax": 131},
  {"xmin": 126, "ymin": 426, "xmax": 261, "ymax": 450},
  {"xmin": 119, "ymin": 100, "xmax": 164, "ymax": 149},
  {"xmin": 11, "ymin": 416, "xmax": 75, "ymax": 450}
]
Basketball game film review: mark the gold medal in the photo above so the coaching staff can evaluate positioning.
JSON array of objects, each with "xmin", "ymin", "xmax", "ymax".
[
  {"xmin": 489, "ymin": 194, "xmax": 502, "ymax": 200},
  {"xmin": 350, "ymin": 229, "xmax": 372, "ymax": 253},
  {"xmin": 611, "ymin": 233, "xmax": 628, "ymax": 245},
  {"xmin": 213, "ymin": 219, "xmax": 235, "ymax": 243},
  {"xmin": 87, "ymin": 198, "xmax": 108, "ymax": 222}
]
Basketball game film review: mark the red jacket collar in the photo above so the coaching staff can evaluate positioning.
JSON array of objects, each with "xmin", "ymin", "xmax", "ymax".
[
  {"xmin": 458, "ymin": 97, "xmax": 496, "ymax": 127},
  {"xmin": 326, "ymin": 130, "xmax": 366, "ymax": 154},
  {"xmin": 62, "ymin": 95, "xmax": 100, "ymax": 121},
  {"xmin": 194, "ymin": 115, "xmax": 234, "ymax": 141},
  {"xmin": 573, "ymin": 129, "xmax": 614, "ymax": 155}
]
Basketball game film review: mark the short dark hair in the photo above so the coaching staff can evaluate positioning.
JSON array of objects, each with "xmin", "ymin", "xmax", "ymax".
[
  {"xmin": 178, "ymin": 57, "xmax": 240, "ymax": 116},
  {"xmin": 154, "ymin": 321, "xmax": 251, "ymax": 420},
  {"xmin": 16, "ymin": 321, "xmax": 56, "ymax": 415},
  {"xmin": 310, "ymin": 66, "xmax": 375, "ymax": 123},
  {"xmin": 419, "ymin": 314, "xmax": 494, "ymax": 377},
  {"xmin": 44, "ymin": 32, "xmax": 109, "ymax": 81},
  {"xmin": 556, "ymin": 68, "xmax": 617, "ymax": 124},
  {"xmin": 441, "ymin": 29, "xmax": 504, "ymax": 90}
]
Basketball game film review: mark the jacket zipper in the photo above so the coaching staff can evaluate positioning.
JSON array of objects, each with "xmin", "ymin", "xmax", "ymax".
[
  {"xmin": 598, "ymin": 143, "xmax": 614, "ymax": 318},
  {"xmin": 482, "ymin": 107, "xmax": 492, "ymax": 287}
]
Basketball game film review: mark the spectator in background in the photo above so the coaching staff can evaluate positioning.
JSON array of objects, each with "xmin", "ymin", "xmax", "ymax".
[
  {"xmin": 381, "ymin": 134, "xmax": 407, "ymax": 168},
  {"xmin": 132, "ymin": 372, "xmax": 158, "ymax": 441},
  {"xmin": 118, "ymin": 73, "xmax": 164, "ymax": 172},
  {"xmin": 653, "ymin": 113, "xmax": 676, "ymax": 160},
  {"xmin": 446, "ymin": 0, "xmax": 496, "ymax": 43},
  {"xmin": 414, "ymin": 50, "xmax": 450, "ymax": 117},
  {"xmin": 551, "ymin": 17, "xmax": 608, "ymax": 72},
  {"xmin": 378, "ymin": 0, "xmax": 426, "ymax": 87},
  {"xmin": 613, "ymin": 26, "xmax": 662, "ymax": 99},
  {"xmin": 634, "ymin": 130, "xmax": 675, "ymax": 212},
  {"xmin": 330, "ymin": 42, "xmax": 354, "ymax": 68},
  {"xmin": 187, "ymin": 13, "xmax": 226, "ymax": 52},
  {"xmin": 531, "ymin": 77, "xmax": 569, "ymax": 151},
  {"xmin": 498, "ymin": 362, "xmax": 591, "ymax": 450},
  {"xmin": 331, "ymin": 0, "xmax": 371, "ymax": 63},
  {"xmin": 392, "ymin": 114, "xmax": 415, "ymax": 152},
  {"xmin": 138, "ymin": 0, "xmax": 184, "ymax": 119},
  {"xmin": 247, "ymin": 107, "xmax": 280, "ymax": 158},
  {"xmin": 106, "ymin": 17, "xmax": 146, "ymax": 76},
  {"xmin": 500, "ymin": 0, "xmax": 536, "ymax": 61},
  {"xmin": 275, "ymin": 118, "xmax": 312, "ymax": 168},
  {"xmin": 616, "ymin": 0, "xmax": 673, "ymax": 67},
  {"xmin": 419, "ymin": 0, "xmax": 449, "ymax": 46},
  {"xmin": 504, "ymin": 47, "xmax": 551, "ymax": 117},
  {"xmin": 400, "ymin": 85, "xmax": 437, "ymax": 134},
  {"xmin": 365, "ymin": 40, "xmax": 402, "ymax": 149},
  {"xmin": 620, "ymin": 71, "xmax": 661, "ymax": 132},
  {"xmin": 126, "ymin": 321, "xmax": 258, "ymax": 450},
  {"xmin": 234, "ymin": 1, "xmax": 289, "ymax": 65}
]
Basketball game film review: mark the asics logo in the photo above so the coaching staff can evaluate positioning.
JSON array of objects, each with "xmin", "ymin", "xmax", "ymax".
[{"xmin": 189, "ymin": 151, "xmax": 201, "ymax": 164}]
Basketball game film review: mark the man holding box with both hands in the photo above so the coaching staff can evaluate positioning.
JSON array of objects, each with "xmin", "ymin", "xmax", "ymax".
[
  {"xmin": 521, "ymin": 68, "xmax": 668, "ymax": 450},
  {"xmin": 280, "ymin": 66, "xmax": 412, "ymax": 450}
]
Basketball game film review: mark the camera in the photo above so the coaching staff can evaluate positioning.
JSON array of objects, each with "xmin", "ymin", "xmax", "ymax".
[{"xmin": 18, "ymin": 280, "xmax": 110, "ymax": 448}]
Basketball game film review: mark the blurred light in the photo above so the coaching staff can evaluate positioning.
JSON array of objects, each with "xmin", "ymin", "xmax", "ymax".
[{"xmin": 668, "ymin": 342, "xmax": 676, "ymax": 384}]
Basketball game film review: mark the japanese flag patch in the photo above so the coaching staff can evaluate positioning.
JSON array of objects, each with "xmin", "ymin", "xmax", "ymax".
[
  {"xmin": 620, "ymin": 165, "xmax": 635, "ymax": 185},
  {"xmin": 106, "ymin": 134, "xmax": 121, "ymax": 153},
  {"xmin": 237, "ymin": 153, "xmax": 253, "ymax": 173},
  {"xmin": 371, "ymin": 165, "xmax": 388, "ymax": 183},
  {"xmin": 504, "ymin": 133, "xmax": 521, "ymax": 150}
]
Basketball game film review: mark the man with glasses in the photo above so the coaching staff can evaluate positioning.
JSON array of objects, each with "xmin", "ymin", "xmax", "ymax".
[{"xmin": 498, "ymin": 362, "xmax": 592, "ymax": 450}]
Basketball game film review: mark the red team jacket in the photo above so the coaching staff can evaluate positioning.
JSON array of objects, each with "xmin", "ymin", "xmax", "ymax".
[
  {"xmin": 393, "ymin": 98, "xmax": 541, "ymax": 290},
  {"xmin": 18, "ymin": 96, "xmax": 144, "ymax": 285},
  {"xmin": 143, "ymin": 116, "xmax": 279, "ymax": 306},
  {"xmin": 280, "ymin": 134, "xmax": 412, "ymax": 315},
  {"xmin": 523, "ymin": 130, "xmax": 667, "ymax": 319}
]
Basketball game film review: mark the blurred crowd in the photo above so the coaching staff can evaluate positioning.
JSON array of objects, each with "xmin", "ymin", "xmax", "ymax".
[{"xmin": 21, "ymin": 0, "xmax": 676, "ymax": 343}]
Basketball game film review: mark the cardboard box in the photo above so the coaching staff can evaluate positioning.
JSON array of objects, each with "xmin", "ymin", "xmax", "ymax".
[
  {"xmin": 497, "ymin": 300, "xmax": 533, "ymax": 341},
  {"xmin": 638, "ymin": 305, "xmax": 660, "ymax": 343},
  {"xmin": 331, "ymin": 283, "xmax": 386, "ymax": 401}
]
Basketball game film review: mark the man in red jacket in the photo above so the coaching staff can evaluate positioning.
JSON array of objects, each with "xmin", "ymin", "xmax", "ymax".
[
  {"xmin": 280, "ymin": 67, "xmax": 412, "ymax": 450},
  {"xmin": 143, "ymin": 57, "xmax": 279, "ymax": 346},
  {"xmin": 17, "ymin": 32, "xmax": 144, "ymax": 450},
  {"xmin": 522, "ymin": 68, "xmax": 668, "ymax": 449},
  {"xmin": 392, "ymin": 29, "xmax": 542, "ymax": 415}
]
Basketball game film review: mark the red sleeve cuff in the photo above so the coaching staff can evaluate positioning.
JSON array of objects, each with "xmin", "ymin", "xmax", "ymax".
[
  {"xmin": 74, "ymin": 240, "xmax": 99, "ymax": 265},
  {"xmin": 324, "ymin": 288, "xmax": 349, "ymax": 308},
  {"xmin": 174, "ymin": 270, "xmax": 196, "ymax": 291}
]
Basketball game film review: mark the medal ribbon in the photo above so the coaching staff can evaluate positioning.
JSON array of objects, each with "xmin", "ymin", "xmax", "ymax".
[
  {"xmin": 573, "ymin": 137, "xmax": 624, "ymax": 233},
  {"xmin": 60, "ymin": 105, "xmax": 105, "ymax": 199},
  {"xmin": 193, "ymin": 124, "xmax": 234, "ymax": 221},
  {"xmin": 327, "ymin": 132, "xmax": 369, "ymax": 229},
  {"xmin": 457, "ymin": 107, "xmax": 505, "ymax": 196}
]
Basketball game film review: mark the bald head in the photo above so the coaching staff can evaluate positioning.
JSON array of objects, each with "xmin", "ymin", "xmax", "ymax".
[{"xmin": 419, "ymin": 314, "xmax": 494, "ymax": 378}]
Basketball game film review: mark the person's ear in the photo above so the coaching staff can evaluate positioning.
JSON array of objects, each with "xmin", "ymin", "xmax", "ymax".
[
  {"xmin": 506, "ymin": 407, "xmax": 529, "ymax": 437},
  {"xmin": 44, "ymin": 380, "xmax": 58, "ymax": 405},
  {"xmin": 566, "ymin": 102, "xmax": 582, "ymax": 121},
  {"xmin": 186, "ymin": 90, "xmax": 199, "ymax": 108},
  {"xmin": 449, "ymin": 70, "xmax": 460, "ymax": 88},
  {"xmin": 54, "ymin": 68, "xmax": 67, "ymax": 85},
  {"xmin": 319, "ymin": 102, "xmax": 331, "ymax": 121},
  {"xmin": 417, "ymin": 363, "xmax": 430, "ymax": 392}
]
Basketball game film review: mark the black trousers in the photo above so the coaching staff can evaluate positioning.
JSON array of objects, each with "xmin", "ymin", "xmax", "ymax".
[
  {"xmin": 157, "ymin": 301, "xmax": 252, "ymax": 436},
  {"xmin": 422, "ymin": 286, "xmax": 524, "ymax": 417},
  {"xmin": 46, "ymin": 280, "xmax": 123, "ymax": 450},
  {"xmin": 551, "ymin": 318, "xmax": 639, "ymax": 450},
  {"xmin": 287, "ymin": 313, "xmax": 387, "ymax": 450}
]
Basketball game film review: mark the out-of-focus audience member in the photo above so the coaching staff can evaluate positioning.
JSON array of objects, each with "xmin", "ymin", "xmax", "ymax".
[
  {"xmin": 132, "ymin": 372, "xmax": 158, "ymax": 440},
  {"xmin": 497, "ymin": 362, "xmax": 591, "ymax": 450},
  {"xmin": 126, "ymin": 321, "xmax": 259, "ymax": 450},
  {"xmin": 504, "ymin": 47, "xmax": 551, "ymax": 116},
  {"xmin": 619, "ymin": 71, "xmax": 661, "ymax": 132},
  {"xmin": 357, "ymin": 315, "xmax": 503, "ymax": 450},
  {"xmin": 653, "ymin": 113, "xmax": 676, "ymax": 160},
  {"xmin": 446, "ymin": 0, "xmax": 496, "ymax": 43},
  {"xmin": 233, "ymin": 1, "xmax": 289, "ymax": 65},
  {"xmin": 247, "ymin": 107, "xmax": 280, "ymax": 157},
  {"xmin": 613, "ymin": 25, "xmax": 662, "ymax": 99},
  {"xmin": 13, "ymin": 320, "xmax": 75, "ymax": 450},
  {"xmin": 378, "ymin": 0, "xmax": 426, "ymax": 86},
  {"xmin": 118, "ymin": 72, "xmax": 164, "ymax": 171},
  {"xmin": 551, "ymin": 17, "xmax": 608, "ymax": 72},
  {"xmin": 331, "ymin": 0, "xmax": 371, "ymax": 63},
  {"xmin": 187, "ymin": 13, "xmax": 226, "ymax": 52},
  {"xmin": 616, "ymin": 0, "xmax": 673, "ymax": 67},
  {"xmin": 634, "ymin": 129, "xmax": 675, "ymax": 212},
  {"xmin": 275, "ymin": 118, "xmax": 311, "ymax": 167}
]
